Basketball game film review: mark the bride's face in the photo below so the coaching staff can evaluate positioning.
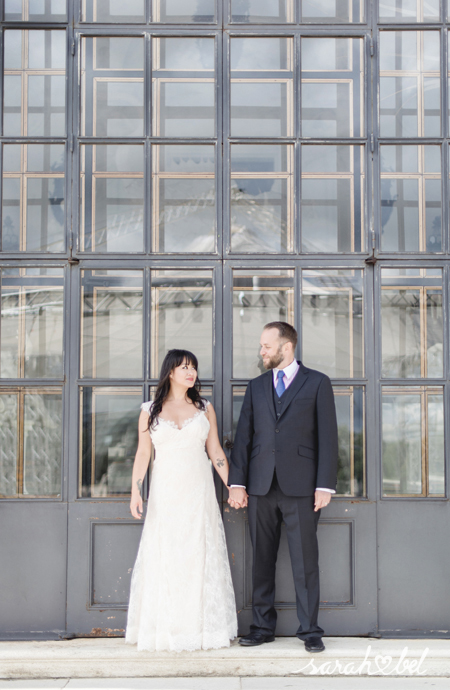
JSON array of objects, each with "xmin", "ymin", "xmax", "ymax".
[{"xmin": 169, "ymin": 359, "xmax": 198, "ymax": 389}]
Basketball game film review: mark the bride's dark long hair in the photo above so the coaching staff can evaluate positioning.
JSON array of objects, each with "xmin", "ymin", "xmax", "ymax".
[{"xmin": 148, "ymin": 349, "xmax": 206, "ymax": 430}]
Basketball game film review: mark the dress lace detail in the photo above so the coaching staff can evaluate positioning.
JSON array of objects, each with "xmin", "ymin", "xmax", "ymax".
[{"xmin": 126, "ymin": 399, "xmax": 236, "ymax": 653}]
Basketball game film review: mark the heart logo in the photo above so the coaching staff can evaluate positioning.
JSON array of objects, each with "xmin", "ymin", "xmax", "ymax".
[{"xmin": 374, "ymin": 654, "xmax": 393, "ymax": 673}]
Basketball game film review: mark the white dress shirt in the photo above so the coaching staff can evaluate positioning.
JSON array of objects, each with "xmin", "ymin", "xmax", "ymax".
[{"xmin": 231, "ymin": 359, "xmax": 335, "ymax": 494}]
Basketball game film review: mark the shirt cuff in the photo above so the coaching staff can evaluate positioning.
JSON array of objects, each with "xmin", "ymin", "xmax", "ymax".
[
  {"xmin": 230, "ymin": 484, "xmax": 246, "ymax": 489},
  {"xmin": 316, "ymin": 487, "xmax": 336, "ymax": 494}
]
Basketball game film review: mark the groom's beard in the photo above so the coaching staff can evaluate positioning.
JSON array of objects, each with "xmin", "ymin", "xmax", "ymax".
[{"xmin": 263, "ymin": 347, "xmax": 284, "ymax": 370}]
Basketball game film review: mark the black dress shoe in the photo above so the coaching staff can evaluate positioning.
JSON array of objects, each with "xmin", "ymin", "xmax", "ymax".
[
  {"xmin": 238, "ymin": 632, "xmax": 275, "ymax": 646},
  {"xmin": 304, "ymin": 636, "xmax": 325, "ymax": 653}
]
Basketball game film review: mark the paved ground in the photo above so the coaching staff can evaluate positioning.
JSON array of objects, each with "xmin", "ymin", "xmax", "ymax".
[
  {"xmin": 0, "ymin": 678, "xmax": 449, "ymax": 689},
  {"xmin": 0, "ymin": 637, "xmax": 449, "ymax": 684}
]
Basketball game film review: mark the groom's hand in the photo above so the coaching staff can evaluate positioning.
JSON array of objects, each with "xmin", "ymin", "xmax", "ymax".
[
  {"xmin": 228, "ymin": 487, "xmax": 248, "ymax": 509},
  {"xmin": 314, "ymin": 489, "xmax": 332, "ymax": 512}
]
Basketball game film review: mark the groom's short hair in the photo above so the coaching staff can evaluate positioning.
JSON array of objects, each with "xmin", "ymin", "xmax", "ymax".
[{"xmin": 264, "ymin": 321, "xmax": 298, "ymax": 349}]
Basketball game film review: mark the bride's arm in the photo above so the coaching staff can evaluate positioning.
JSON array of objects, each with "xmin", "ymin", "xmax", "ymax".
[
  {"xmin": 205, "ymin": 403, "xmax": 245, "ymax": 500},
  {"xmin": 130, "ymin": 410, "xmax": 153, "ymax": 519}
]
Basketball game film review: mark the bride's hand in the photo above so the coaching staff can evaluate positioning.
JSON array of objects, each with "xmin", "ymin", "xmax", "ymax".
[{"xmin": 130, "ymin": 492, "xmax": 143, "ymax": 519}]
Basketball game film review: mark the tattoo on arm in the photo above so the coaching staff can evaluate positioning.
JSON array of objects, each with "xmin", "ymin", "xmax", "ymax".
[
  {"xmin": 136, "ymin": 478, "xmax": 143, "ymax": 492},
  {"xmin": 216, "ymin": 458, "xmax": 225, "ymax": 468}
]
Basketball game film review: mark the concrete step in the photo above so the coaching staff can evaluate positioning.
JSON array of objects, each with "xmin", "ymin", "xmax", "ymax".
[{"xmin": 0, "ymin": 638, "xmax": 449, "ymax": 680}]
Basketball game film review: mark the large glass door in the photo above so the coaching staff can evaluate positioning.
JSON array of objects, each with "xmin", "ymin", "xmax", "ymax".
[{"xmin": 222, "ymin": 261, "xmax": 378, "ymax": 635}]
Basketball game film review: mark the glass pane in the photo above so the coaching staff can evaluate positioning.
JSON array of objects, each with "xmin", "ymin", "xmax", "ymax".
[
  {"xmin": 302, "ymin": 270, "xmax": 364, "ymax": 378},
  {"xmin": 2, "ymin": 144, "xmax": 65, "ymax": 252},
  {"xmin": 151, "ymin": 271, "xmax": 213, "ymax": 379},
  {"xmin": 231, "ymin": 145, "xmax": 294, "ymax": 253},
  {"xmin": 153, "ymin": 0, "xmax": 216, "ymax": 22},
  {"xmin": 1, "ymin": 268, "xmax": 64, "ymax": 379},
  {"xmin": 82, "ymin": 0, "xmax": 145, "ymax": 22},
  {"xmin": 0, "ymin": 393, "xmax": 18, "ymax": 497},
  {"xmin": 380, "ymin": 145, "xmax": 442, "ymax": 253},
  {"xmin": 152, "ymin": 38, "xmax": 215, "ymax": 137},
  {"xmin": 152, "ymin": 145, "xmax": 215, "ymax": 253},
  {"xmin": 301, "ymin": 38, "xmax": 364, "ymax": 138},
  {"xmin": 5, "ymin": 0, "xmax": 67, "ymax": 21},
  {"xmin": 81, "ymin": 270, "xmax": 143, "ymax": 379},
  {"xmin": 379, "ymin": 0, "xmax": 440, "ymax": 22},
  {"xmin": 334, "ymin": 386, "xmax": 365, "ymax": 497},
  {"xmin": 381, "ymin": 268, "xmax": 443, "ymax": 378},
  {"xmin": 301, "ymin": 0, "xmax": 364, "ymax": 22},
  {"xmin": 232, "ymin": 384, "xmax": 365, "ymax": 498},
  {"xmin": 3, "ymin": 30, "xmax": 66, "ymax": 137},
  {"xmin": 231, "ymin": 38, "xmax": 294, "ymax": 137},
  {"xmin": 23, "ymin": 392, "xmax": 62, "ymax": 497},
  {"xmin": 81, "ymin": 37, "xmax": 144, "ymax": 137},
  {"xmin": 80, "ymin": 387, "xmax": 141, "ymax": 498},
  {"xmin": 428, "ymin": 393, "xmax": 445, "ymax": 495},
  {"xmin": 301, "ymin": 145, "xmax": 365, "ymax": 252},
  {"xmin": 231, "ymin": 0, "xmax": 294, "ymax": 22},
  {"xmin": 380, "ymin": 31, "xmax": 440, "ymax": 137},
  {"xmin": 80, "ymin": 145, "xmax": 144, "ymax": 253},
  {"xmin": 0, "ymin": 389, "xmax": 62, "ymax": 498},
  {"xmin": 233, "ymin": 270, "xmax": 294, "ymax": 379},
  {"xmin": 382, "ymin": 387, "xmax": 444, "ymax": 497}
]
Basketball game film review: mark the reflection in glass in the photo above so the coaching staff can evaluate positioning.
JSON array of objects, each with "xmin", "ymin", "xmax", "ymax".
[
  {"xmin": 80, "ymin": 387, "xmax": 141, "ymax": 498},
  {"xmin": 301, "ymin": 0, "xmax": 364, "ymax": 22},
  {"xmin": 231, "ymin": 145, "xmax": 293, "ymax": 253},
  {"xmin": 381, "ymin": 145, "xmax": 441, "ymax": 252},
  {"xmin": 151, "ymin": 271, "xmax": 213, "ymax": 378},
  {"xmin": 301, "ymin": 38, "xmax": 364, "ymax": 138},
  {"xmin": 152, "ymin": 38, "xmax": 215, "ymax": 137},
  {"xmin": 0, "ymin": 393, "xmax": 18, "ymax": 496},
  {"xmin": 81, "ymin": 37, "xmax": 144, "ymax": 137},
  {"xmin": 302, "ymin": 270, "xmax": 364, "ymax": 378},
  {"xmin": 381, "ymin": 268, "xmax": 443, "ymax": 378},
  {"xmin": 382, "ymin": 387, "xmax": 444, "ymax": 496},
  {"xmin": 153, "ymin": 0, "xmax": 216, "ymax": 22},
  {"xmin": 81, "ymin": 270, "xmax": 143, "ymax": 379},
  {"xmin": 380, "ymin": 31, "xmax": 440, "ymax": 137},
  {"xmin": 152, "ymin": 145, "xmax": 215, "ymax": 252},
  {"xmin": 0, "ymin": 389, "xmax": 62, "ymax": 498},
  {"xmin": 82, "ymin": 0, "xmax": 145, "ymax": 22},
  {"xmin": 2, "ymin": 144, "xmax": 65, "ymax": 252},
  {"xmin": 5, "ymin": 0, "xmax": 67, "ymax": 21},
  {"xmin": 232, "ymin": 385, "xmax": 365, "ymax": 497},
  {"xmin": 379, "ymin": 0, "xmax": 439, "ymax": 22},
  {"xmin": 231, "ymin": 38, "xmax": 294, "ymax": 137},
  {"xmin": 1, "ymin": 268, "xmax": 64, "ymax": 379},
  {"xmin": 3, "ymin": 30, "xmax": 66, "ymax": 137},
  {"xmin": 231, "ymin": 0, "xmax": 294, "ymax": 22},
  {"xmin": 334, "ymin": 386, "xmax": 365, "ymax": 497},
  {"xmin": 301, "ymin": 145, "xmax": 365, "ymax": 252},
  {"xmin": 80, "ymin": 145, "xmax": 144, "ymax": 253},
  {"xmin": 233, "ymin": 270, "xmax": 294, "ymax": 379}
]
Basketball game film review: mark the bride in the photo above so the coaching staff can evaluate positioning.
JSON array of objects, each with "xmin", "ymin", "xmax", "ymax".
[{"xmin": 125, "ymin": 349, "xmax": 240, "ymax": 652}]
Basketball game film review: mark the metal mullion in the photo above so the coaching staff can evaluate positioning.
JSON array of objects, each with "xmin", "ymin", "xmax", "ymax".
[
  {"xmin": 216, "ymin": 30, "xmax": 223, "ymax": 257},
  {"xmin": 143, "ymin": 266, "xmax": 150, "ymax": 381}
]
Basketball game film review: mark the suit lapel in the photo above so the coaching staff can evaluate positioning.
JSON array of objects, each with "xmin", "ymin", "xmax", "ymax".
[
  {"xmin": 277, "ymin": 362, "xmax": 309, "ymax": 420},
  {"xmin": 263, "ymin": 370, "xmax": 276, "ymax": 420}
]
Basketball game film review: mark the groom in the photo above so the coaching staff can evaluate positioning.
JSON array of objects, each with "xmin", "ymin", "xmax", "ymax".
[{"xmin": 228, "ymin": 322, "xmax": 338, "ymax": 653}]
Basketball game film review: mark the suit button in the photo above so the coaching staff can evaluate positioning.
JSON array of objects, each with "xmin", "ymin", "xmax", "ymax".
[
  {"xmin": 272, "ymin": 450, "xmax": 275, "ymax": 453},
  {"xmin": 277, "ymin": 400, "xmax": 282, "ymax": 405},
  {"xmin": 275, "ymin": 429, "xmax": 280, "ymax": 433}
]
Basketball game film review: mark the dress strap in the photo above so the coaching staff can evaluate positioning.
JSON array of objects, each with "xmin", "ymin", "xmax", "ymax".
[{"xmin": 141, "ymin": 401, "xmax": 153, "ymax": 415}]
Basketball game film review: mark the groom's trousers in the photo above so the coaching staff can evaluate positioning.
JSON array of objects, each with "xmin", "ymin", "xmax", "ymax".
[{"xmin": 247, "ymin": 470, "xmax": 324, "ymax": 640}]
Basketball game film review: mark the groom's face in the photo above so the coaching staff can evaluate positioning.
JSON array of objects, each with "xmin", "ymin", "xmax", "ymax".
[{"xmin": 260, "ymin": 328, "xmax": 286, "ymax": 370}]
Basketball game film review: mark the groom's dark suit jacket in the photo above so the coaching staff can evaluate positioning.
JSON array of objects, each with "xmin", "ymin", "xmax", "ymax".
[{"xmin": 229, "ymin": 361, "xmax": 338, "ymax": 497}]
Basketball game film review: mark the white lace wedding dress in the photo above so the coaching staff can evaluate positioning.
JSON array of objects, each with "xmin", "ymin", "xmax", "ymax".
[{"xmin": 125, "ymin": 401, "xmax": 237, "ymax": 652}]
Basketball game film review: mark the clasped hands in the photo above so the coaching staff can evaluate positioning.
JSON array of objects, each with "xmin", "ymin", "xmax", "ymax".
[{"xmin": 228, "ymin": 486, "xmax": 248, "ymax": 510}]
